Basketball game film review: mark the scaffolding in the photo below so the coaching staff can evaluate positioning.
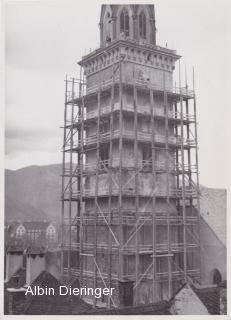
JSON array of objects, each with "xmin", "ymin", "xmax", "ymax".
[{"xmin": 61, "ymin": 52, "xmax": 201, "ymax": 308}]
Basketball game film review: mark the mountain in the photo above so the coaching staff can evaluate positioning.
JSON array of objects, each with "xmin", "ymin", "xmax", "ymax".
[
  {"xmin": 5, "ymin": 165, "xmax": 227, "ymax": 234},
  {"xmin": 5, "ymin": 164, "xmax": 62, "ymax": 222}
]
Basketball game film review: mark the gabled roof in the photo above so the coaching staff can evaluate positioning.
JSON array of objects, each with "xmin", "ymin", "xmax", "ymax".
[
  {"xmin": 170, "ymin": 283, "xmax": 209, "ymax": 315},
  {"xmin": 23, "ymin": 271, "xmax": 94, "ymax": 315}
]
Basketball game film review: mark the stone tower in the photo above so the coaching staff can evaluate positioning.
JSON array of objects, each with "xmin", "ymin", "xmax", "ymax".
[{"xmin": 62, "ymin": 4, "xmax": 200, "ymax": 309}]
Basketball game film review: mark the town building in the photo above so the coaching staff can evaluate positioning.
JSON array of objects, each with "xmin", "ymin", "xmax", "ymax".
[{"xmin": 6, "ymin": 221, "xmax": 57, "ymax": 246}]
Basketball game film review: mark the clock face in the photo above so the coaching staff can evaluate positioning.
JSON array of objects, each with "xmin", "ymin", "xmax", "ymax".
[{"xmin": 135, "ymin": 67, "xmax": 149, "ymax": 80}]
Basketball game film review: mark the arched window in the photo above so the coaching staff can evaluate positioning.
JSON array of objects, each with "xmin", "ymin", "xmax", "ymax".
[
  {"xmin": 105, "ymin": 11, "xmax": 112, "ymax": 43},
  {"xmin": 139, "ymin": 12, "xmax": 146, "ymax": 39},
  {"xmin": 120, "ymin": 9, "xmax": 129, "ymax": 36}
]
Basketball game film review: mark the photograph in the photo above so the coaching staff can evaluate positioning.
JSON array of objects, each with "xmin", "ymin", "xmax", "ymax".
[{"xmin": 3, "ymin": 0, "xmax": 228, "ymax": 316}]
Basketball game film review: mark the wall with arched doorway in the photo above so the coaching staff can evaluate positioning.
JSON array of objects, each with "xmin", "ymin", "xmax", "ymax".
[
  {"xmin": 211, "ymin": 268, "xmax": 222, "ymax": 284},
  {"xmin": 200, "ymin": 216, "xmax": 226, "ymax": 285}
]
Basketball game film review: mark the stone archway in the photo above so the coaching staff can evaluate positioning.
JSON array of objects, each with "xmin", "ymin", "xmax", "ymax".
[{"xmin": 212, "ymin": 268, "xmax": 222, "ymax": 285}]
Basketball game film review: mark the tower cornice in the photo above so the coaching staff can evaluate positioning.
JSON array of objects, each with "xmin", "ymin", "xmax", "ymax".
[{"xmin": 79, "ymin": 39, "xmax": 180, "ymax": 67}]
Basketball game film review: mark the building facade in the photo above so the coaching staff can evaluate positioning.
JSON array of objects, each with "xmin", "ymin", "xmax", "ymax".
[
  {"xmin": 61, "ymin": 4, "xmax": 200, "ymax": 308},
  {"xmin": 6, "ymin": 221, "xmax": 57, "ymax": 245}
]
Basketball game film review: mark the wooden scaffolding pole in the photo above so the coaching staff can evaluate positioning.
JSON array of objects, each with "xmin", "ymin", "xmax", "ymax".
[
  {"xmin": 193, "ymin": 67, "xmax": 201, "ymax": 281},
  {"xmin": 150, "ymin": 88, "xmax": 157, "ymax": 302},
  {"xmin": 174, "ymin": 95, "xmax": 180, "ymax": 225},
  {"xmin": 118, "ymin": 53, "xmax": 123, "ymax": 280},
  {"xmin": 179, "ymin": 60, "xmax": 187, "ymax": 281},
  {"xmin": 163, "ymin": 70, "xmax": 172, "ymax": 298},
  {"xmin": 79, "ymin": 77, "xmax": 85, "ymax": 292},
  {"xmin": 76, "ymin": 70, "xmax": 82, "ymax": 273},
  {"xmin": 93, "ymin": 86, "xmax": 101, "ymax": 308},
  {"xmin": 67, "ymin": 78, "xmax": 75, "ymax": 279},
  {"xmin": 185, "ymin": 98, "xmax": 193, "ymax": 215},
  {"xmin": 61, "ymin": 75, "xmax": 68, "ymax": 281},
  {"xmin": 133, "ymin": 81, "xmax": 139, "ymax": 305},
  {"xmin": 107, "ymin": 63, "xmax": 115, "ymax": 308}
]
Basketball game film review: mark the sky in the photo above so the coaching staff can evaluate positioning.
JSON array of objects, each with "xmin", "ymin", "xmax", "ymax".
[{"xmin": 5, "ymin": 0, "xmax": 230, "ymax": 189}]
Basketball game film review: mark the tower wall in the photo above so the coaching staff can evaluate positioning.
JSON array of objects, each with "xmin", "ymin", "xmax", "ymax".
[{"xmin": 62, "ymin": 3, "xmax": 200, "ymax": 309}]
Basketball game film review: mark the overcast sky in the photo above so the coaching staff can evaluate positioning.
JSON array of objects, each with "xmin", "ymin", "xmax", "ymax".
[{"xmin": 5, "ymin": 0, "xmax": 229, "ymax": 189}]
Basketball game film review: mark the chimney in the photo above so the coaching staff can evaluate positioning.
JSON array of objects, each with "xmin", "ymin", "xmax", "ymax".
[
  {"xmin": 26, "ymin": 247, "xmax": 46, "ymax": 285},
  {"xmin": 5, "ymin": 246, "xmax": 24, "ymax": 282}
]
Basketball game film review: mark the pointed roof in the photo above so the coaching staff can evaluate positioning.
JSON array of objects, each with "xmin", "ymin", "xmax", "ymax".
[{"xmin": 170, "ymin": 283, "xmax": 209, "ymax": 315}]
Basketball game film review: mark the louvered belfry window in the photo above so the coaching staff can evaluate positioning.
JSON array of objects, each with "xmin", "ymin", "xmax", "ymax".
[
  {"xmin": 139, "ymin": 11, "xmax": 146, "ymax": 39},
  {"xmin": 120, "ymin": 9, "xmax": 129, "ymax": 36}
]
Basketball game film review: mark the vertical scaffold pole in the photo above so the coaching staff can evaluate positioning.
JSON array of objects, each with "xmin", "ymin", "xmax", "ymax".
[
  {"xmin": 77, "ymin": 71, "xmax": 82, "ymax": 273},
  {"xmin": 118, "ymin": 53, "xmax": 123, "ymax": 281},
  {"xmin": 93, "ymin": 83, "xmax": 101, "ymax": 308},
  {"xmin": 179, "ymin": 60, "xmax": 187, "ymax": 281},
  {"xmin": 163, "ymin": 70, "xmax": 172, "ymax": 298},
  {"xmin": 193, "ymin": 67, "xmax": 201, "ymax": 282},
  {"xmin": 67, "ymin": 78, "xmax": 75, "ymax": 279},
  {"xmin": 79, "ymin": 71, "xmax": 85, "ymax": 292},
  {"xmin": 133, "ymin": 78, "xmax": 139, "ymax": 305},
  {"xmin": 174, "ymin": 98, "xmax": 180, "ymax": 219},
  {"xmin": 150, "ymin": 88, "xmax": 157, "ymax": 302},
  {"xmin": 107, "ymin": 63, "xmax": 115, "ymax": 308},
  {"xmin": 61, "ymin": 75, "xmax": 68, "ymax": 281}
]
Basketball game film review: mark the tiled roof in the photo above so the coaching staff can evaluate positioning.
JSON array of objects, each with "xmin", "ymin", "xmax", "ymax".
[
  {"xmin": 82, "ymin": 301, "xmax": 171, "ymax": 315},
  {"xmin": 26, "ymin": 246, "xmax": 47, "ymax": 255},
  {"xmin": 7, "ymin": 244, "xmax": 25, "ymax": 253},
  {"xmin": 23, "ymin": 271, "xmax": 94, "ymax": 315},
  {"xmin": 193, "ymin": 286, "xmax": 220, "ymax": 315},
  {"xmin": 23, "ymin": 221, "xmax": 51, "ymax": 231}
]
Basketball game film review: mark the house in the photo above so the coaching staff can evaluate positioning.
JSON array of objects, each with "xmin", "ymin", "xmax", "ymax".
[
  {"xmin": 6, "ymin": 221, "xmax": 57, "ymax": 246},
  {"xmin": 5, "ymin": 245, "xmax": 226, "ymax": 316},
  {"xmin": 4, "ymin": 245, "xmax": 94, "ymax": 315}
]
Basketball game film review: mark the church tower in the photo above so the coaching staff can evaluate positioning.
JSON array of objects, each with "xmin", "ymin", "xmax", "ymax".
[{"xmin": 62, "ymin": 4, "xmax": 200, "ymax": 308}]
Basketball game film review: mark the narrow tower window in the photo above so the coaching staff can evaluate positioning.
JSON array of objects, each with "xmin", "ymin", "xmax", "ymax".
[
  {"xmin": 139, "ymin": 11, "xmax": 146, "ymax": 39},
  {"xmin": 120, "ymin": 9, "xmax": 129, "ymax": 36}
]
